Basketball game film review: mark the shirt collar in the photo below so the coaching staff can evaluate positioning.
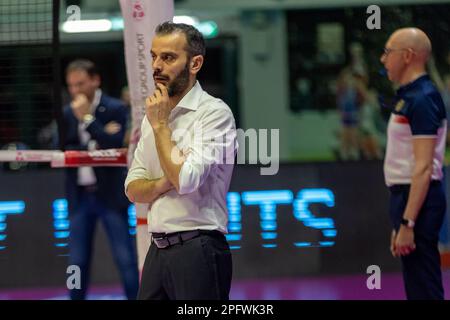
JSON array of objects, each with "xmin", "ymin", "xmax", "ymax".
[
  {"xmin": 174, "ymin": 81, "xmax": 202, "ymax": 111},
  {"xmin": 396, "ymin": 74, "xmax": 429, "ymax": 97},
  {"xmin": 91, "ymin": 89, "xmax": 102, "ymax": 112}
]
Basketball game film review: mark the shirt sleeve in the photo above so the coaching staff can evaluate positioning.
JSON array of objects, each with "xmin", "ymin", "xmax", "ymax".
[
  {"xmin": 178, "ymin": 105, "xmax": 237, "ymax": 195},
  {"xmin": 124, "ymin": 118, "xmax": 151, "ymax": 197},
  {"xmin": 406, "ymin": 95, "xmax": 442, "ymax": 136}
]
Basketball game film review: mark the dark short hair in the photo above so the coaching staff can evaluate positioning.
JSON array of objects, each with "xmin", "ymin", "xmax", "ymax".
[
  {"xmin": 65, "ymin": 59, "xmax": 99, "ymax": 78},
  {"xmin": 155, "ymin": 21, "xmax": 206, "ymax": 58}
]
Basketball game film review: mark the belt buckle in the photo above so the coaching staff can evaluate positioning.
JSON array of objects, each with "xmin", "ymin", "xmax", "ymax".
[{"xmin": 153, "ymin": 236, "xmax": 169, "ymax": 249}]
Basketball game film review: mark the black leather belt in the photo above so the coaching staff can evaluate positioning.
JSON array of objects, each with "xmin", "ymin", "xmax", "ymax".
[{"xmin": 151, "ymin": 230, "xmax": 201, "ymax": 249}]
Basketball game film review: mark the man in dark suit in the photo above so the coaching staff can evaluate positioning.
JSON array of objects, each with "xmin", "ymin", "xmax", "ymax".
[{"xmin": 63, "ymin": 59, "xmax": 138, "ymax": 300}]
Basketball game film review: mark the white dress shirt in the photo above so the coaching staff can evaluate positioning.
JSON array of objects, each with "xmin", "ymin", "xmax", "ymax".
[
  {"xmin": 77, "ymin": 89, "xmax": 101, "ymax": 186},
  {"xmin": 125, "ymin": 81, "xmax": 238, "ymax": 234}
]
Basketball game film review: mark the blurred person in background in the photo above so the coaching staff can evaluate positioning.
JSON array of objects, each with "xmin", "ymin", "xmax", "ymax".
[
  {"xmin": 335, "ymin": 42, "xmax": 368, "ymax": 161},
  {"xmin": 359, "ymin": 87, "xmax": 385, "ymax": 160},
  {"xmin": 62, "ymin": 59, "xmax": 138, "ymax": 300}
]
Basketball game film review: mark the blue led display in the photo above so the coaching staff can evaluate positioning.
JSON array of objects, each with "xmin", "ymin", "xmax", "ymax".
[
  {"xmin": 242, "ymin": 190, "xmax": 294, "ymax": 247},
  {"xmin": 128, "ymin": 205, "xmax": 137, "ymax": 236},
  {"xmin": 225, "ymin": 192, "xmax": 242, "ymax": 245},
  {"xmin": 51, "ymin": 200, "xmax": 138, "ymax": 254},
  {"xmin": 293, "ymin": 189, "xmax": 336, "ymax": 247},
  {"xmin": 0, "ymin": 201, "xmax": 25, "ymax": 250},
  {"xmin": 2, "ymin": 188, "xmax": 337, "ymax": 253},
  {"xmin": 52, "ymin": 199, "xmax": 70, "ymax": 251}
]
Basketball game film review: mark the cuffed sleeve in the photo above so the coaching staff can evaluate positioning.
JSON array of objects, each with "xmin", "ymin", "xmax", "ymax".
[
  {"xmin": 124, "ymin": 118, "xmax": 151, "ymax": 197},
  {"xmin": 178, "ymin": 105, "xmax": 237, "ymax": 194}
]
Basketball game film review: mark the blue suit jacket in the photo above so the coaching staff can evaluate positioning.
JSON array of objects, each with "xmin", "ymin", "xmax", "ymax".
[{"xmin": 62, "ymin": 93, "xmax": 130, "ymax": 212}]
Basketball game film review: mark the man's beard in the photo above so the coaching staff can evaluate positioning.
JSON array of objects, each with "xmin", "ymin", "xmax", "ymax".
[{"xmin": 154, "ymin": 62, "xmax": 190, "ymax": 97}]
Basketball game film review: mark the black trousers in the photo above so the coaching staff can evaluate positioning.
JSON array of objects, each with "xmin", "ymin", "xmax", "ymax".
[
  {"xmin": 389, "ymin": 181, "xmax": 446, "ymax": 300},
  {"xmin": 138, "ymin": 230, "xmax": 232, "ymax": 300}
]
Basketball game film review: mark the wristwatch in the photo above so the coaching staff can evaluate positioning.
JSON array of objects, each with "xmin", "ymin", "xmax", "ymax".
[
  {"xmin": 401, "ymin": 218, "xmax": 415, "ymax": 228},
  {"xmin": 82, "ymin": 114, "xmax": 95, "ymax": 125}
]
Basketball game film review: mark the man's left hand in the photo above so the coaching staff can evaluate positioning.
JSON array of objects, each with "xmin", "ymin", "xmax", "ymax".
[
  {"xmin": 146, "ymin": 83, "xmax": 171, "ymax": 130},
  {"xmin": 105, "ymin": 121, "xmax": 122, "ymax": 135},
  {"xmin": 394, "ymin": 226, "xmax": 416, "ymax": 256}
]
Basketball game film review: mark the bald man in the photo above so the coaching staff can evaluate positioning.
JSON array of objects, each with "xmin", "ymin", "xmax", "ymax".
[{"xmin": 381, "ymin": 28, "xmax": 447, "ymax": 300}]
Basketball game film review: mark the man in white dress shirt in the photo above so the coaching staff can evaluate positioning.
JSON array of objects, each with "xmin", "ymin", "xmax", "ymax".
[{"xmin": 125, "ymin": 22, "xmax": 237, "ymax": 300}]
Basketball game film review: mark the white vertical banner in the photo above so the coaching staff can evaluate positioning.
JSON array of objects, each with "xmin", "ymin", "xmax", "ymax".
[{"xmin": 119, "ymin": 0, "xmax": 174, "ymax": 272}]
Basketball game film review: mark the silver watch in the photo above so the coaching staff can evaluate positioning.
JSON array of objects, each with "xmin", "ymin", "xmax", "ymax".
[{"xmin": 83, "ymin": 114, "xmax": 95, "ymax": 125}]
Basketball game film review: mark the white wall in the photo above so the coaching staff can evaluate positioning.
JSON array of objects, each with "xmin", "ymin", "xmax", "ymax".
[{"xmin": 239, "ymin": 10, "xmax": 290, "ymax": 161}]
